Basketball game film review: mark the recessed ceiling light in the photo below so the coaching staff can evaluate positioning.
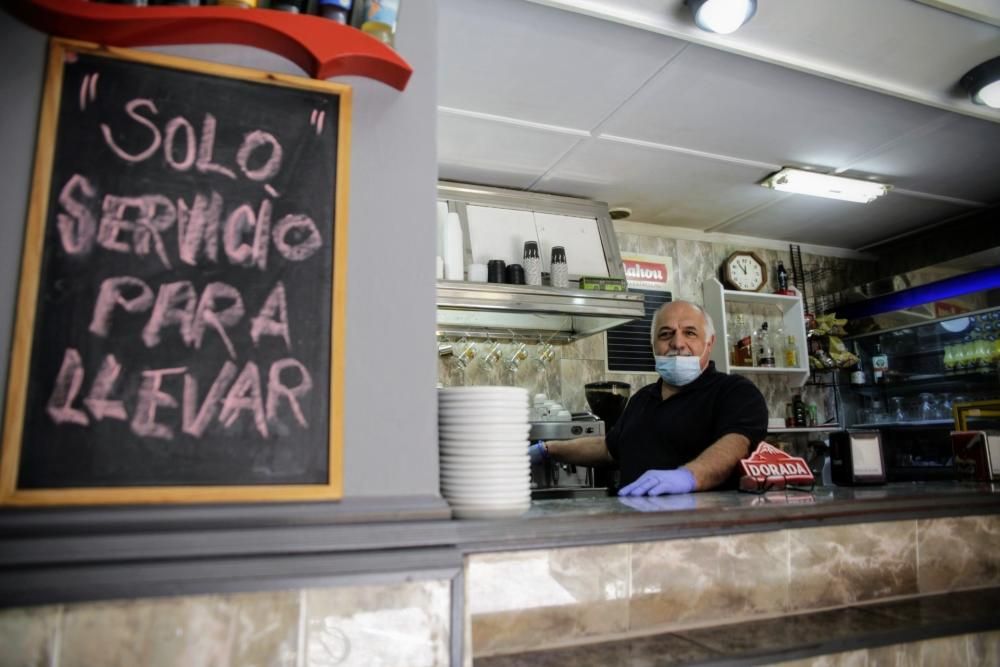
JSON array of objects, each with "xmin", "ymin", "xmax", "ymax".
[
  {"xmin": 960, "ymin": 56, "xmax": 1000, "ymax": 109},
  {"xmin": 685, "ymin": 0, "xmax": 757, "ymax": 35},
  {"xmin": 759, "ymin": 168, "xmax": 892, "ymax": 204}
]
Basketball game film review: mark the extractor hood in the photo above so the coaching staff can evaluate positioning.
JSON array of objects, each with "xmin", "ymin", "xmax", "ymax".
[
  {"xmin": 436, "ymin": 182, "xmax": 645, "ymax": 342},
  {"xmin": 436, "ymin": 280, "xmax": 645, "ymax": 342}
]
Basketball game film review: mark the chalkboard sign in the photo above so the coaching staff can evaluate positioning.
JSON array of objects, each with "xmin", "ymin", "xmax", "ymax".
[{"xmin": 0, "ymin": 40, "xmax": 350, "ymax": 505}]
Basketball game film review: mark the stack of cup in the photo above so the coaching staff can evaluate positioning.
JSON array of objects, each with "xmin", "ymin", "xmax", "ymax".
[
  {"xmin": 523, "ymin": 241, "xmax": 542, "ymax": 286},
  {"xmin": 550, "ymin": 246, "xmax": 568, "ymax": 288},
  {"xmin": 438, "ymin": 387, "xmax": 531, "ymax": 519}
]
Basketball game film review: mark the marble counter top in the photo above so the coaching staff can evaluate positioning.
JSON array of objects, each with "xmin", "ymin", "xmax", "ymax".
[{"xmin": 454, "ymin": 482, "xmax": 1000, "ymax": 550}]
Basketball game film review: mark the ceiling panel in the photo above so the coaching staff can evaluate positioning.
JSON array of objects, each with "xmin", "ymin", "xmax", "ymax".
[
  {"xmin": 599, "ymin": 44, "xmax": 948, "ymax": 170},
  {"xmin": 726, "ymin": 193, "xmax": 975, "ymax": 249},
  {"xmin": 536, "ymin": 137, "xmax": 777, "ymax": 226},
  {"xmin": 438, "ymin": 112, "xmax": 583, "ymax": 190},
  {"xmin": 843, "ymin": 113, "xmax": 1000, "ymax": 203},
  {"xmin": 438, "ymin": 0, "xmax": 687, "ymax": 129}
]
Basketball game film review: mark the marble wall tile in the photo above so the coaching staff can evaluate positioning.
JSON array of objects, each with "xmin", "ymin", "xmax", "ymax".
[
  {"xmin": 0, "ymin": 605, "xmax": 60, "ymax": 667},
  {"xmin": 917, "ymin": 514, "xmax": 1000, "ymax": 594},
  {"xmin": 868, "ymin": 634, "xmax": 971, "ymax": 667},
  {"xmin": 60, "ymin": 595, "xmax": 238, "ymax": 667},
  {"xmin": 304, "ymin": 580, "xmax": 450, "ymax": 667},
  {"xmin": 467, "ymin": 545, "xmax": 629, "ymax": 656},
  {"xmin": 675, "ymin": 239, "xmax": 716, "ymax": 302},
  {"xmin": 558, "ymin": 359, "xmax": 608, "ymax": 413},
  {"xmin": 968, "ymin": 630, "xmax": 1000, "ymax": 665},
  {"xmin": 787, "ymin": 521, "xmax": 918, "ymax": 611},
  {"xmin": 563, "ymin": 332, "xmax": 606, "ymax": 362},
  {"xmin": 629, "ymin": 532, "xmax": 789, "ymax": 631}
]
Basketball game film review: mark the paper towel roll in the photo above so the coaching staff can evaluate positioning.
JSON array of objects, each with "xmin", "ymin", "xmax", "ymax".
[{"xmin": 444, "ymin": 212, "xmax": 465, "ymax": 281}]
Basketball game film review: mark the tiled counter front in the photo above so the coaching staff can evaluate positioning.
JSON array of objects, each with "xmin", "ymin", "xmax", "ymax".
[
  {"xmin": 466, "ymin": 514, "xmax": 1000, "ymax": 658},
  {"xmin": 0, "ymin": 579, "xmax": 452, "ymax": 667}
]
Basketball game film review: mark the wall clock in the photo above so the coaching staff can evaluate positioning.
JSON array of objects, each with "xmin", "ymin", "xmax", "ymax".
[{"xmin": 722, "ymin": 251, "xmax": 767, "ymax": 292}]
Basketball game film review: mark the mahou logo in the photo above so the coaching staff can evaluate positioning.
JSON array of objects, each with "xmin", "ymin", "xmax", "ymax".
[
  {"xmin": 739, "ymin": 442, "xmax": 814, "ymax": 484},
  {"xmin": 624, "ymin": 260, "xmax": 667, "ymax": 284}
]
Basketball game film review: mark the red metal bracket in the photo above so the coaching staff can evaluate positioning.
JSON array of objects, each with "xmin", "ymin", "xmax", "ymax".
[{"xmin": 6, "ymin": 0, "xmax": 413, "ymax": 90}]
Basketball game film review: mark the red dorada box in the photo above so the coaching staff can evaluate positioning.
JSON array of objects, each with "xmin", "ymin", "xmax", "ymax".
[{"xmin": 951, "ymin": 431, "xmax": 1000, "ymax": 481}]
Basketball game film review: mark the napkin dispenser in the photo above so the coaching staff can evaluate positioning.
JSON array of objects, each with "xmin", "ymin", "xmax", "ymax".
[{"xmin": 830, "ymin": 431, "xmax": 886, "ymax": 486}]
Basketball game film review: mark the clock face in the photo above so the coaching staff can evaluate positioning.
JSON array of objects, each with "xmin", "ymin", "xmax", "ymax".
[{"xmin": 725, "ymin": 253, "xmax": 766, "ymax": 291}]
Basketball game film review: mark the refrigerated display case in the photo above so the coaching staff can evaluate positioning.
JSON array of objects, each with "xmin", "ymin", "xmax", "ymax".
[{"xmin": 839, "ymin": 307, "xmax": 1000, "ymax": 480}]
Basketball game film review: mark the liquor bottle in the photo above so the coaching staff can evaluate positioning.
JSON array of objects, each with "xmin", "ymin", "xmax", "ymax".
[
  {"xmin": 871, "ymin": 343, "xmax": 889, "ymax": 383},
  {"xmin": 850, "ymin": 343, "xmax": 866, "ymax": 385},
  {"xmin": 783, "ymin": 334, "xmax": 798, "ymax": 368},
  {"xmin": 756, "ymin": 321, "xmax": 776, "ymax": 368},
  {"xmin": 792, "ymin": 394, "xmax": 807, "ymax": 427},
  {"xmin": 776, "ymin": 261, "xmax": 789, "ymax": 292},
  {"xmin": 732, "ymin": 314, "xmax": 754, "ymax": 367}
]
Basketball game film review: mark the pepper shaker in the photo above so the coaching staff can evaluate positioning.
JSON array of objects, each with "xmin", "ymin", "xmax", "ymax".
[
  {"xmin": 550, "ymin": 246, "xmax": 568, "ymax": 288},
  {"xmin": 523, "ymin": 241, "xmax": 542, "ymax": 286}
]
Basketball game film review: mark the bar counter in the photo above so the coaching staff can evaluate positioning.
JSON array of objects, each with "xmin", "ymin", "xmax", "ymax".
[{"xmin": 1, "ymin": 482, "xmax": 998, "ymax": 664}]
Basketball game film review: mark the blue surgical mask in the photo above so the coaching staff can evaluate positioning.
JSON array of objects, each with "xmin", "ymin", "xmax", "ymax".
[{"xmin": 654, "ymin": 354, "xmax": 704, "ymax": 386}]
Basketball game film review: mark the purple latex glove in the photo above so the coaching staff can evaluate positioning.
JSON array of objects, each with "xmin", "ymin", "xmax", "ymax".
[
  {"xmin": 528, "ymin": 441, "xmax": 548, "ymax": 465},
  {"xmin": 617, "ymin": 468, "xmax": 696, "ymax": 496}
]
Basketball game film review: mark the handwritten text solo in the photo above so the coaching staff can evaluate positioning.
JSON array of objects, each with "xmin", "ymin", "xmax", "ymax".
[{"xmin": 44, "ymin": 98, "xmax": 324, "ymax": 441}]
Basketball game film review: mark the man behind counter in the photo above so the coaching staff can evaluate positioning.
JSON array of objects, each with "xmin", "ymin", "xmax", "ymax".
[{"xmin": 529, "ymin": 300, "xmax": 768, "ymax": 496}]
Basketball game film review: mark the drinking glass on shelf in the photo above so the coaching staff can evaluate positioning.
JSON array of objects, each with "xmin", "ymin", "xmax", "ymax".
[
  {"xmin": 918, "ymin": 392, "xmax": 937, "ymax": 422},
  {"xmin": 890, "ymin": 396, "xmax": 907, "ymax": 422}
]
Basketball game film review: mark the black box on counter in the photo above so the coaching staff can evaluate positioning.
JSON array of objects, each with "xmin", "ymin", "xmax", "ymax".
[{"xmin": 830, "ymin": 431, "xmax": 887, "ymax": 486}]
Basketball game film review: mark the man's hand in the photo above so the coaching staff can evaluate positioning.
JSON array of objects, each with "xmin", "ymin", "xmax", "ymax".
[
  {"xmin": 528, "ymin": 441, "xmax": 548, "ymax": 465},
  {"xmin": 617, "ymin": 468, "xmax": 696, "ymax": 496}
]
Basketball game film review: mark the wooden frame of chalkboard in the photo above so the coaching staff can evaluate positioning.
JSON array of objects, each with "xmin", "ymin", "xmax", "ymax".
[{"xmin": 0, "ymin": 39, "xmax": 350, "ymax": 505}]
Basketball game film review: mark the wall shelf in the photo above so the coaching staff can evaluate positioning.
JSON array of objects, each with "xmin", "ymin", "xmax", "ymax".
[
  {"xmin": 5, "ymin": 0, "xmax": 413, "ymax": 90},
  {"xmin": 702, "ymin": 277, "xmax": 810, "ymax": 387}
]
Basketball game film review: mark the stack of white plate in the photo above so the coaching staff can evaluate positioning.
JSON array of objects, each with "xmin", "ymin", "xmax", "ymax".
[{"xmin": 439, "ymin": 386, "xmax": 531, "ymax": 519}]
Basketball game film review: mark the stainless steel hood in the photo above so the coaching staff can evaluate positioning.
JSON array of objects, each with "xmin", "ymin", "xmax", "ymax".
[
  {"xmin": 436, "ymin": 182, "xmax": 645, "ymax": 342},
  {"xmin": 436, "ymin": 281, "xmax": 645, "ymax": 342}
]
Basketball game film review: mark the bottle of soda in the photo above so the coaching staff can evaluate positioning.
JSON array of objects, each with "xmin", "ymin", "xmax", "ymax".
[{"xmin": 776, "ymin": 261, "xmax": 789, "ymax": 292}]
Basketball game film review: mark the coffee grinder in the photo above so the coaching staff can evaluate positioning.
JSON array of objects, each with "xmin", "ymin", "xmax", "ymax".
[{"xmin": 585, "ymin": 381, "xmax": 631, "ymax": 490}]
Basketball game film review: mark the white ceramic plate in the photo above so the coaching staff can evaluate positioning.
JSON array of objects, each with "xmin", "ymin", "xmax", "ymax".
[
  {"xmin": 442, "ymin": 473, "xmax": 528, "ymax": 483},
  {"xmin": 439, "ymin": 435, "xmax": 528, "ymax": 445},
  {"xmin": 440, "ymin": 462, "xmax": 530, "ymax": 471},
  {"xmin": 440, "ymin": 447, "xmax": 529, "ymax": 465},
  {"xmin": 439, "ymin": 442, "xmax": 529, "ymax": 454},
  {"xmin": 439, "ymin": 392, "xmax": 528, "ymax": 401},
  {"xmin": 439, "ymin": 386, "xmax": 528, "ymax": 396},
  {"xmin": 441, "ymin": 484, "xmax": 530, "ymax": 494},
  {"xmin": 444, "ymin": 491, "xmax": 531, "ymax": 505},
  {"xmin": 438, "ymin": 413, "xmax": 529, "ymax": 425},
  {"xmin": 440, "ymin": 470, "xmax": 530, "ymax": 481},
  {"xmin": 439, "ymin": 425, "xmax": 530, "ymax": 439},
  {"xmin": 441, "ymin": 478, "xmax": 531, "ymax": 490}
]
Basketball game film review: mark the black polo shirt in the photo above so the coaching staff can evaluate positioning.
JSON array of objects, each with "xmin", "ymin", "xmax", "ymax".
[{"xmin": 606, "ymin": 362, "xmax": 768, "ymax": 488}]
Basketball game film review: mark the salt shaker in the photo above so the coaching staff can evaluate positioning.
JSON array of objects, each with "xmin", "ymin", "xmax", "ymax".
[
  {"xmin": 550, "ymin": 246, "xmax": 568, "ymax": 288},
  {"xmin": 523, "ymin": 241, "xmax": 542, "ymax": 286}
]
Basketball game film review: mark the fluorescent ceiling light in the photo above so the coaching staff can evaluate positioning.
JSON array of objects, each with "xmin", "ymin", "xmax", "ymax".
[
  {"xmin": 685, "ymin": 0, "xmax": 758, "ymax": 35},
  {"xmin": 760, "ymin": 168, "xmax": 891, "ymax": 204},
  {"xmin": 960, "ymin": 56, "xmax": 1000, "ymax": 109}
]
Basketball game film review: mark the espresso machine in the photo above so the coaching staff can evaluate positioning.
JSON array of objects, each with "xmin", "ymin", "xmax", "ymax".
[{"xmin": 529, "ymin": 382, "xmax": 630, "ymax": 495}]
